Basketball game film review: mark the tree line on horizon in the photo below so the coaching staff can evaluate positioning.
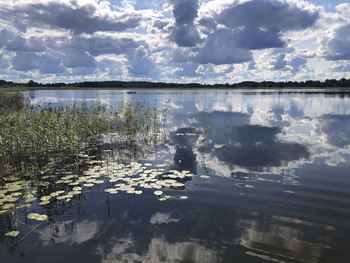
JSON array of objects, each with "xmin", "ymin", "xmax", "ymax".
[{"xmin": 1, "ymin": 78, "xmax": 350, "ymax": 89}]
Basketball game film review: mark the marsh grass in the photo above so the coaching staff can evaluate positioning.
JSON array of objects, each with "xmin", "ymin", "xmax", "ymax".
[{"xmin": 0, "ymin": 92, "xmax": 168, "ymax": 176}]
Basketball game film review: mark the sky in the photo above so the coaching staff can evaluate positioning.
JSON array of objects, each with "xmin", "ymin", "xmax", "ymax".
[{"xmin": 0, "ymin": 0, "xmax": 349, "ymax": 84}]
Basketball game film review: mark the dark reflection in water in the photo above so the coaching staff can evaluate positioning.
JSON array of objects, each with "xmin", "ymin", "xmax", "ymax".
[
  {"xmin": 170, "ymin": 127, "xmax": 199, "ymax": 174},
  {"xmin": 2, "ymin": 89, "xmax": 350, "ymax": 263},
  {"xmin": 320, "ymin": 115, "xmax": 350, "ymax": 147}
]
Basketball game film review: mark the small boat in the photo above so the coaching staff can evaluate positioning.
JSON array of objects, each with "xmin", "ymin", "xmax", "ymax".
[{"xmin": 127, "ymin": 91, "xmax": 136, "ymax": 94}]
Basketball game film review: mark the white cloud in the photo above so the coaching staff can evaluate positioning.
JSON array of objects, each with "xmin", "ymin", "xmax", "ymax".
[
  {"xmin": 0, "ymin": 0, "xmax": 146, "ymax": 35},
  {"xmin": 0, "ymin": 0, "xmax": 348, "ymax": 82}
]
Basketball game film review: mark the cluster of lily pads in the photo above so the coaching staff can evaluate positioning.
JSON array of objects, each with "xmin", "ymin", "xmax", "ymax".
[
  {"xmin": 85, "ymin": 160, "xmax": 194, "ymax": 201},
  {"xmin": 1, "ymin": 158, "xmax": 212, "ymax": 238}
]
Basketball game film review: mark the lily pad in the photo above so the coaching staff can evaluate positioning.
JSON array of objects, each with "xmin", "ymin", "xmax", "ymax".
[
  {"xmin": 5, "ymin": 231, "xmax": 19, "ymax": 237},
  {"xmin": 28, "ymin": 213, "xmax": 48, "ymax": 221}
]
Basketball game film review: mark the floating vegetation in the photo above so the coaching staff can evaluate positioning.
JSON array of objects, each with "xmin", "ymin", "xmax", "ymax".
[
  {"xmin": 0, "ymin": 94, "xmax": 169, "ymax": 177},
  {"xmin": 4, "ymin": 231, "xmax": 19, "ymax": 237},
  {"xmin": 0, "ymin": 93, "xmax": 204, "ymax": 242},
  {"xmin": 27, "ymin": 213, "xmax": 48, "ymax": 221}
]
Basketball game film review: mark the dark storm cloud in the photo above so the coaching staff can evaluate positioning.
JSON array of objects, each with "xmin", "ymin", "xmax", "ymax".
[
  {"xmin": 0, "ymin": 1, "xmax": 143, "ymax": 34},
  {"xmin": 322, "ymin": 24, "xmax": 350, "ymax": 60}
]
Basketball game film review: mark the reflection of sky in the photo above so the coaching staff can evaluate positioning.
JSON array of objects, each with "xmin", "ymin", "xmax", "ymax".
[
  {"xmin": 40, "ymin": 220, "xmax": 100, "ymax": 246},
  {"xmin": 25, "ymin": 89, "xmax": 350, "ymax": 174},
  {"xmin": 96, "ymin": 235, "xmax": 220, "ymax": 263}
]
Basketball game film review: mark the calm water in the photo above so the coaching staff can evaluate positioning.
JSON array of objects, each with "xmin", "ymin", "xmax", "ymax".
[{"xmin": 2, "ymin": 89, "xmax": 350, "ymax": 262}]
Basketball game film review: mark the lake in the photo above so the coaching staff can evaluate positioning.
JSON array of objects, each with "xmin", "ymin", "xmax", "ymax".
[{"xmin": 1, "ymin": 88, "xmax": 350, "ymax": 262}]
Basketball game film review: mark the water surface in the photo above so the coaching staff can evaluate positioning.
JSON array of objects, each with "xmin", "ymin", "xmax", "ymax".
[{"xmin": 1, "ymin": 88, "xmax": 350, "ymax": 262}]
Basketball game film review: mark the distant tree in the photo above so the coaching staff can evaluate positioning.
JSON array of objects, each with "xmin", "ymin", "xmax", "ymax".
[{"xmin": 27, "ymin": 80, "xmax": 38, "ymax": 87}]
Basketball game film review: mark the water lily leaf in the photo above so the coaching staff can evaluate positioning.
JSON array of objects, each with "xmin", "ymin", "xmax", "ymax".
[
  {"xmin": 94, "ymin": 180, "xmax": 104, "ymax": 184},
  {"xmin": 28, "ymin": 213, "xmax": 48, "ymax": 221},
  {"xmin": 40, "ymin": 196, "xmax": 51, "ymax": 201},
  {"xmin": 5, "ymin": 231, "xmax": 19, "ymax": 237},
  {"xmin": 10, "ymin": 192, "xmax": 22, "ymax": 197},
  {"xmin": 154, "ymin": 190, "xmax": 163, "ymax": 196},
  {"xmin": 25, "ymin": 197, "xmax": 37, "ymax": 203},
  {"xmin": 2, "ymin": 204, "xmax": 15, "ymax": 209},
  {"xmin": 28, "ymin": 213, "xmax": 40, "ymax": 219}
]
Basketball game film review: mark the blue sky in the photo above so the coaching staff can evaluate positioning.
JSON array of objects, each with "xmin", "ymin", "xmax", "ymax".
[{"xmin": 0, "ymin": 0, "xmax": 349, "ymax": 84}]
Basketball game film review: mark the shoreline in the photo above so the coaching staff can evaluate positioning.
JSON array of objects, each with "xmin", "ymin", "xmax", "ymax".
[{"xmin": 2, "ymin": 86, "xmax": 350, "ymax": 92}]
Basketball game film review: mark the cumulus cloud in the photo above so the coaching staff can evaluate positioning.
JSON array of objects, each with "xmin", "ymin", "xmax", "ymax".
[
  {"xmin": 0, "ymin": 54, "xmax": 9, "ymax": 69},
  {"xmin": 0, "ymin": 0, "xmax": 145, "ymax": 34},
  {"xmin": 168, "ymin": 0, "xmax": 203, "ymax": 47},
  {"xmin": 186, "ymin": 0, "xmax": 320, "ymax": 65},
  {"xmin": 98, "ymin": 58, "xmax": 125, "ymax": 77},
  {"xmin": 0, "ymin": 0, "xmax": 348, "ymax": 82},
  {"xmin": 320, "ymin": 24, "xmax": 350, "ymax": 60},
  {"xmin": 6, "ymin": 36, "xmax": 46, "ymax": 52},
  {"xmin": 336, "ymin": 3, "xmax": 350, "ymax": 18},
  {"xmin": 12, "ymin": 52, "xmax": 66, "ymax": 73},
  {"xmin": 257, "ymin": 46, "xmax": 308, "ymax": 74},
  {"xmin": 193, "ymin": 29, "xmax": 253, "ymax": 65},
  {"xmin": 0, "ymin": 29, "xmax": 16, "ymax": 48},
  {"xmin": 217, "ymin": 0, "xmax": 319, "ymax": 31},
  {"xmin": 128, "ymin": 46, "xmax": 159, "ymax": 78}
]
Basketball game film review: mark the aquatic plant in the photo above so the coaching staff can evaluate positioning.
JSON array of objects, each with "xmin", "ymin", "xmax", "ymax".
[
  {"xmin": 0, "ymin": 92, "xmax": 27, "ymax": 112},
  {"xmin": 0, "ymin": 93, "xmax": 168, "ymax": 176}
]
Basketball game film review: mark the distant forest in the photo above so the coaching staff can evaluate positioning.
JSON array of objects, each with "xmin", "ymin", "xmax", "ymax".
[{"xmin": 1, "ymin": 78, "xmax": 350, "ymax": 89}]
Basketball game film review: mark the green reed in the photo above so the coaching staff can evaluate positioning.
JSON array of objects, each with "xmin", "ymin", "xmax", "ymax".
[{"xmin": 0, "ymin": 92, "xmax": 168, "ymax": 176}]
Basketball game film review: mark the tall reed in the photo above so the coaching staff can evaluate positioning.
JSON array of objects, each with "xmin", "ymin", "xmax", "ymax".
[{"xmin": 0, "ymin": 93, "xmax": 168, "ymax": 176}]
